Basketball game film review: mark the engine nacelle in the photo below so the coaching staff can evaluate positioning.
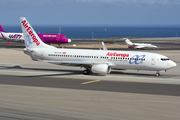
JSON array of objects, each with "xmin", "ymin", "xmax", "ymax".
[{"xmin": 91, "ymin": 64, "xmax": 111, "ymax": 74}]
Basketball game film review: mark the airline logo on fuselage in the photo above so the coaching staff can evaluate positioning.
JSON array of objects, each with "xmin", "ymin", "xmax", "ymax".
[
  {"xmin": 43, "ymin": 35, "xmax": 56, "ymax": 37},
  {"xmin": 9, "ymin": 34, "xmax": 22, "ymax": 39},
  {"xmin": 106, "ymin": 52, "xmax": 129, "ymax": 58},
  {"xmin": 129, "ymin": 55, "xmax": 146, "ymax": 64},
  {"xmin": 21, "ymin": 20, "xmax": 40, "ymax": 46}
]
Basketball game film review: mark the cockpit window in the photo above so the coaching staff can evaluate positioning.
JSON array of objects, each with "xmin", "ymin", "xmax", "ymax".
[{"xmin": 161, "ymin": 58, "xmax": 169, "ymax": 61}]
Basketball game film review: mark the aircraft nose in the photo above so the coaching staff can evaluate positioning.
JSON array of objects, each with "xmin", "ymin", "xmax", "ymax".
[
  {"xmin": 169, "ymin": 61, "xmax": 177, "ymax": 68},
  {"xmin": 68, "ymin": 39, "xmax": 71, "ymax": 43}
]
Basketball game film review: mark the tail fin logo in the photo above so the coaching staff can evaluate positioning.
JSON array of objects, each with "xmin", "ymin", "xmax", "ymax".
[
  {"xmin": 25, "ymin": 31, "xmax": 33, "ymax": 47},
  {"xmin": 21, "ymin": 20, "xmax": 40, "ymax": 46}
]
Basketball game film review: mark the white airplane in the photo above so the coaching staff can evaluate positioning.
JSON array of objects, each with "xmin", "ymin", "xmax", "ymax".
[
  {"xmin": 20, "ymin": 17, "xmax": 176, "ymax": 77},
  {"xmin": 0, "ymin": 25, "xmax": 24, "ymax": 42},
  {"xmin": 124, "ymin": 38, "xmax": 157, "ymax": 49}
]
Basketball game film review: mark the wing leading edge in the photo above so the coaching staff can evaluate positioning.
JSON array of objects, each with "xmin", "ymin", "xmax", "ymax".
[{"xmin": 42, "ymin": 60, "xmax": 114, "ymax": 67}]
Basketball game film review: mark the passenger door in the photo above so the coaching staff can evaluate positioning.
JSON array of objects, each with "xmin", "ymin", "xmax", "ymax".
[
  {"xmin": 56, "ymin": 34, "xmax": 60, "ymax": 41},
  {"xmin": 151, "ymin": 56, "xmax": 156, "ymax": 65},
  {"xmin": 40, "ymin": 51, "xmax": 44, "ymax": 59}
]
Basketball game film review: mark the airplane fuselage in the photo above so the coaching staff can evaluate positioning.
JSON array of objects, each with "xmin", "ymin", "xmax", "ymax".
[
  {"xmin": 30, "ymin": 48, "xmax": 176, "ymax": 72},
  {"xmin": 38, "ymin": 33, "xmax": 70, "ymax": 44},
  {"xmin": 131, "ymin": 43, "xmax": 157, "ymax": 48},
  {"xmin": 0, "ymin": 32, "xmax": 24, "ymax": 41},
  {"xmin": 0, "ymin": 32, "xmax": 71, "ymax": 44}
]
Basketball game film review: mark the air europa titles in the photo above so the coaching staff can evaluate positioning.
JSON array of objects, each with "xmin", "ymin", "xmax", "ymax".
[
  {"xmin": 21, "ymin": 20, "xmax": 40, "ymax": 46},
  {"xmin": 106, "ymin": 52, "xmax": 129, "ymax": 58}
]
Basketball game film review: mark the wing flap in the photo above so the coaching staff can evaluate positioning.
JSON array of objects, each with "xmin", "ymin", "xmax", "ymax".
[{"xmin": 42, "ymin": 60, "xmax": 93, "ymax": 66}]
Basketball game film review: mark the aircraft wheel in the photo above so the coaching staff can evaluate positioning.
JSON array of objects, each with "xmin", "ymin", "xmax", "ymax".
[
  {"xmin": 156, "ymin": 73, "xmax": 160, "ymax": 77},
  {"xmin": 83, "ymin": 70, "xmax": 90, "ymax": 75}
]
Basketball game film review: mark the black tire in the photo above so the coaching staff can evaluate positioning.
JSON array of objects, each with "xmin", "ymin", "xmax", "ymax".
[
  {"xmin": 156, "ymin": 73, "xmax": 160, "ymax": 77},
  {"xmin": 83, "ymin": 70, "xmax": 89, "ymax": 75}
]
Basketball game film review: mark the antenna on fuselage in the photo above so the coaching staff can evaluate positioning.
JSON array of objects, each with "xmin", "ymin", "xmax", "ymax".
[{"xmin": 58, "ymin": 26, "xmax": 61, "ymax": 48}]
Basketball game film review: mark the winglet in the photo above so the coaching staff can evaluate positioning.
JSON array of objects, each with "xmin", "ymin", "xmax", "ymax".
[{"xmin": 102, "ymin": 42, "xmax": 108, "ymax": 50}]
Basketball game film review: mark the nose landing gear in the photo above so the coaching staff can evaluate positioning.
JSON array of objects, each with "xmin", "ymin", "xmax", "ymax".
[{"xmin": 155, "ymin": 70, "xmax": 166, "ymax": 77}]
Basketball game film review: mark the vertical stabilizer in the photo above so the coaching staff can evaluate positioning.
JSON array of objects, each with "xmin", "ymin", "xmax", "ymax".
[
  {"xmin": 20, "ymin": 17, "xmax": 55, "ymax": 49},
  {"xmin": 124, "ymin": 38, "xmax": 133, "ymax": 46},
  {"xmin": 0, "ymin": 25, "xmax": 6, "ymax": 32}
]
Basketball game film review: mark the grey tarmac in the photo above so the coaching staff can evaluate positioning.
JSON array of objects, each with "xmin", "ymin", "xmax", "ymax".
[{"xmin": 0, "ymin": 38, "xmax": 180, "ymax": 120}]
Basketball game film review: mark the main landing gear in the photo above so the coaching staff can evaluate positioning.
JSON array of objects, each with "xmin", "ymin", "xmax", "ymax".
[
  {"xmin": 83, "ymin": 69, "xmax": 91, "ymax": 75},
  {"xmin": 156, "ymin": 73, "xmax": 160, "ymax": 77}
]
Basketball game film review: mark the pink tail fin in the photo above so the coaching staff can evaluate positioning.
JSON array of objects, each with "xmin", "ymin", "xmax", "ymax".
[{"xmin": 0, "ymin": 25, "xmax": 6, "ymax": 32}]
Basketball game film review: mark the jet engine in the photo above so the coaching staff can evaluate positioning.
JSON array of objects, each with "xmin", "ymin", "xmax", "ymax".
[{"xmin": 91, "ymin": 64, "xmax": 111, "ymax": 74}]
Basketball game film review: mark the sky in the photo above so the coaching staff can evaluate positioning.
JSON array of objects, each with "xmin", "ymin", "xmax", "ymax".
[{"xmin": 0, "ymin": 0, "xmax": 180, "ymax": 26}]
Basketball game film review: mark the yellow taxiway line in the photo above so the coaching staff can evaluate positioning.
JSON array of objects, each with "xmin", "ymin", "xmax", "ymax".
[{"xmin": 81, "ymin": 80, "xmax": 101, "ymax": 84}]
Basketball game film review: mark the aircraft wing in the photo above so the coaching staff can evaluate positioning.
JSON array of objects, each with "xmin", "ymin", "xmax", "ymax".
[
  {"xmin": 42, "ymin": 60, "xmax": 114, "ymax": 67},
  {"xmin": 134, "ymin": 45, "xmax": 145, "ymax": 49},
  {"xmin": 42, "ymin": 60, "xmax": 93, "ymax": 67},
  {"xmin": 134, "ymin": 44, "xmax": 157, "ymax": 49}
]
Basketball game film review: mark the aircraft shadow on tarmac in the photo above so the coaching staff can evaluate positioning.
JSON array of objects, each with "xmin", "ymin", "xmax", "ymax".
[
  {"xmin": 110, "ymin": 71, "xmax": 153, "ymax": 76},
  {"xmin": 0, "ymin": 65, "xmax": 82, "ymax": 77},
  {"xmin": 0, "ymin": 65, "xmax": 175, "ymax": 78}
]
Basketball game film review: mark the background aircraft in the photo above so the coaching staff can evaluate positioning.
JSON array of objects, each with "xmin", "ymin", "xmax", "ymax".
[
  {"xmin": 124, "ymin": 38, "xmax": 157, "ymax": 49},
  {"xmin": 102, "ymin": 42, "xmax": 107, "ymax": 50},
  {"xmin": 0, "ymin": 25, "xmax": 71, "ymax": 45},
  {"xmin": 20, "ymin": 17, "xmax": 176, "ymax": 77},
  {"xmin": 37, "ymin": 31, "xmax": 71, "ymax": 46}
]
